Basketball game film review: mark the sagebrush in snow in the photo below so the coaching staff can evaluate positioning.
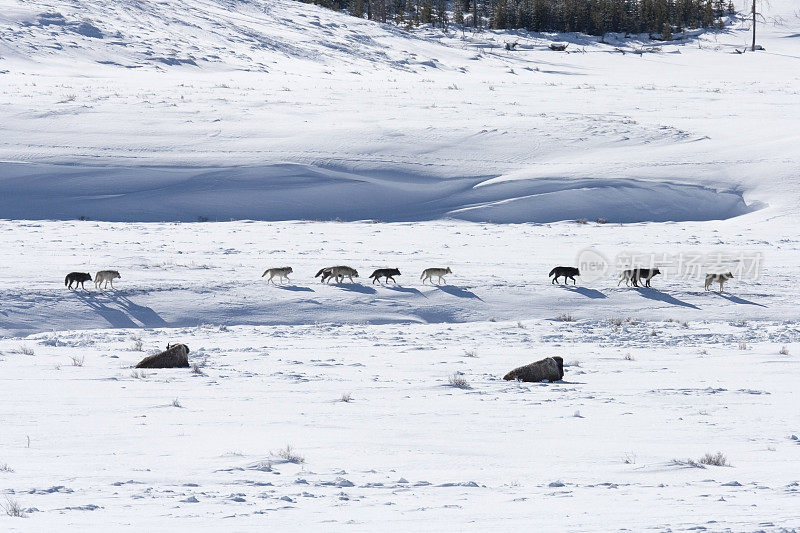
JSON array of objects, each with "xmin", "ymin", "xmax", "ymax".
[
  {"xmin": 276, "ymin": 445, "xmax": 305, "ymax": 464},
  {"xmin": 131, "ymin": 337, "xmax": 144, "ymax": 351},
  {"xmin": 698, "ymin": 452, "xmax": 729, "ymax": 466},
  {"xmin": 2, "ymin": 497, "xmax": 24, "ymax": 518},
  {"xmin": 11, "ymin": 345, "xmax": 34, "ymax": 356},
  {"xmin": 448, "ymin": 373, "xmax": 471, "ymax": 389}
]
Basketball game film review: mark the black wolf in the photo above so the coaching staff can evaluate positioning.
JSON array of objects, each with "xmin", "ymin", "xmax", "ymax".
[
  {"xmin": 65, "ymin": 272, "xmax": 92, "ymax": 290},
  {"xmin": 369, "ymin": 268, "xmax": 401, "ymax": 284},
  {"xmin": 549, "ymin": 266, "xmax": 579, "ymax": 285},
  {"xmin": 619, "ymin": 268, "xmax": 661, "ymax": 287}
]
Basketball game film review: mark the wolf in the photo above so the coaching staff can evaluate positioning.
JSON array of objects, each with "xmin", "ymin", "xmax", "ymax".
[
  {"xmin": 618, "ymin": 268, "xmax": 661, "ymax": 288},
  {"xmin": 65, "ymin": 272, "xmax": 92, "ymax": 290},
  {"xmin": 705, "ymin": 272, "xmax": 733, "ymax": 292},
  {"xmin": 635, "ymin": 268, "xmax": 661, "ymax": 287},
  {"xmin": 262, "ymin": 267, "xmax": 293, "ymax": 284},
  {"xmin": 94, "ymin": 270, "xmax": 121, "ymax": 289},
  {"xmin": 315, "ymin": 266, "xmax": 358, "ymax": 284},
  {"xmin": 549, "ymin": 266, "xmax": 579, "ymax": 285},
  {"xmin": 369, "ymin": 268, "xmax": 401, "ymax": 284},
  {"xmin": 618, "ymin": 269, "xmax": 636, "ymax": 287},
  {"xmin": 421, "ymin": 267, "xmax": 452, "ymax": 285}
]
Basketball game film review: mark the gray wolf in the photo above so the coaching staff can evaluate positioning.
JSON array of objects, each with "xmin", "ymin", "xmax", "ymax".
[
  {"xmin": 549, "ymin": 266, "xmax": 579, "ymax": 285},
  {"xmin": 315, "ymin": 266, "xmax": 358, "ymax": 284},
  {"xmin": 705, "ymin": 272, "xmax": 733, "ymax": 292},
  {"xmin": 369, "ymin": 268, "xmax": 401, "ymax": 284},
  {"xmin": 421, "ymin": 267, "xmax": 452, "ymax": 285},
  {"xmin": 135, "ymin": 343, "xmax": 190, "ymax": 369},
  {"xmin": 94, "ymin": 270, "xmax": 121, "ymax": 289},
  {"xmin": 65, "ymin": 272, "xmax": 92, "ymax": 290},
  {"xmin": 262, "ymin": 267, "xmax": 293, "ymax": 284},
  {"xmin": 503, "ymin": 356, "xmax": 564, "ymax": 382}
]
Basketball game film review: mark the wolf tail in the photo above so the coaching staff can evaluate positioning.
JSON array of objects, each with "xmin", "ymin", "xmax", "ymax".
[
  {"xmin": 314, "ymin": 268, "xmax": 325, "ymax": 278},
  {"xmin": 65, "ymin": 275, "xmax": 69, "ymax": 286},
  {"xmin": 420, "ymin": 270, "xmax": 426, "ymax": 280},
  {"xmin": 548, "ymin": 267, "xmax": 557, "ymax": 277}
]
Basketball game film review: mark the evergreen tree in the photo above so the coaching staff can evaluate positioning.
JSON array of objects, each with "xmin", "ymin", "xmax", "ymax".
[
  {"xmin": 454, "ymin": 0, "xmax": 464, "ymax": 24},
  {"xmin": 311, "ymin": 0, "xmax": 726, "ymax": 37}
]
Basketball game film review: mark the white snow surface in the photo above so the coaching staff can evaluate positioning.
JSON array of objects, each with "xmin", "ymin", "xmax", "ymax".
[{"xmin": 2, "ymin": 0, "xmax": 800, "ymax": 530}]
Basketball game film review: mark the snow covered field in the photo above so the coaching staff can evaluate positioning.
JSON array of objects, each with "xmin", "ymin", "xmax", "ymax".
[
  {"xmin": 1, "ymin": 320, "xmax": 799, "ymax": 531},
  {"xmin": 2, "ymin": 0, "xmax": 800, "ymax": 530}
]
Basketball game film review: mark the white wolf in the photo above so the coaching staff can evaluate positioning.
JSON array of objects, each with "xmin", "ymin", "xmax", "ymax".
[
  {"xmin": 262, "ymin": 267, "xmax": 293, "ymax": 284},
  {"xmin": 421, "ymin": 267, "xmax": 452, "ymax": 285},
  {"xmin": 316, "ymin": 266, "xmax": 358, "ymax": 284},
  {"xmin": 705, "ymin": 272, "xmax": 733, "ymax": 292},
  {"xmin": 94, "ymin": 270, "xmax": 121, "ymax": 289}
]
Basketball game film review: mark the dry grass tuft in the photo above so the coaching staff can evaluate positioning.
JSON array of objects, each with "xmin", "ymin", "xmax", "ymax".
[
  {"xmin": 2, "ymin": 496, "xmax": 24, "ymax": 517},
  {"xmin": 447, "ymin": 373, "xmax": 471, "ymax": 389},
  {"xmin": 698, "ymin": 452, "xmax": 729, "ymax": 466},
  {"xmin": 276, "ymin": 445, "xmax": 305, "ymax": 464}
]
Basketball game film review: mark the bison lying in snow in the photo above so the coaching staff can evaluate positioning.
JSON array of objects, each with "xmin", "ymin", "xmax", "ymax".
[
  {"xmin": 135, "ymin": 343, "xmax": 190, "ymax": 369},
  {"xmin": 503, "ymin": 356, "xmax": 564, "ymax": 382}
]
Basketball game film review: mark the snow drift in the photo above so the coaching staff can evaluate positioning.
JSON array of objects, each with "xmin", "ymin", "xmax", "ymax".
[{"xmin": 0, "ymin": 162, "xmax": 753, "ymax": 223}]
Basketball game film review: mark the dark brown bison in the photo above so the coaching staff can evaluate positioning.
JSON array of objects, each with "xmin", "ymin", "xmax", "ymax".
[
  {"xmin": 135, "ymin": 343, "xmax": 190, "ymax": 369},
  {"xmin": 503, "ymin": 356, "xmax": 564, "ymax": 382}
]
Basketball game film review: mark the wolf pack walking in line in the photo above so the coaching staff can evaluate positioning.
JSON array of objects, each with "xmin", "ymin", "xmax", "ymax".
[
  {"xmin": 67, "ymin": 263, "xmax": 737, "ymax": 383},
  {"xmin": 66, "ymin": 264, "xmax": 735, "ymax": 292}
]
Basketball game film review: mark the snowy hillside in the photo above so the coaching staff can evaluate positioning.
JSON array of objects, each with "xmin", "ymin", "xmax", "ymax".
[
  {"xmin": 2, "ymin": 1, "xmax": 800, "ymax": 531},
  {"xmin": 1, "ymin": 0, "xmax": 799, "ymax": 222}
]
